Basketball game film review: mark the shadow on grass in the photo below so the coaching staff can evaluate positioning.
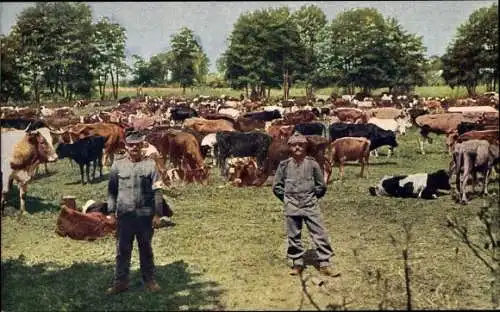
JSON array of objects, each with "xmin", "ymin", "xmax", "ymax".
[
  {"xmin": 1, "ymin": 257, "xmax": 225, "ymax": 311},
  {"xmin": 31, "ymin": 170, "xmax": 58, "ymax": 181},
  {"xmin": 3, "ymin": 188, "xmax": 60, "ymax": 214}
]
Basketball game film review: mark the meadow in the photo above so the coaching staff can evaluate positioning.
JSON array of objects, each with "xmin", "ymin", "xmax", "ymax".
[{"xmin": 1, "ymin": 125, "xmax": 498, "ymax": 310}]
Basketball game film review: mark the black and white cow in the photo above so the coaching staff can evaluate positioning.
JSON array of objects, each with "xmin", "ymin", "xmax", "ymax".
[{"xmin": 368, "ymin": 169, "xmax": 451, "ymax": 199}]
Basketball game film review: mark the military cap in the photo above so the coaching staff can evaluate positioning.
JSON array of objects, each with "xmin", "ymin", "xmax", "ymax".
[
  {"xmin": 125, "ymin": 131, "xmax": 146, "ymax": 144},
  {"xmin": 287, "ymin": 132, "xmax": 308, "ymax": 145}
]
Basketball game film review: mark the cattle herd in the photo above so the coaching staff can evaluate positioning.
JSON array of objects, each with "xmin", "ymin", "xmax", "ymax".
[{"xmin": 1, "ymin": 91, "xmax": 499, "ymax": 215}]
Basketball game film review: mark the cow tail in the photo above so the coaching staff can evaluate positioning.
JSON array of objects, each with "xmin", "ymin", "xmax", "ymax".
[{"xmin": 455, "ymin": 146, "xmax": 463, "ymax": 193}]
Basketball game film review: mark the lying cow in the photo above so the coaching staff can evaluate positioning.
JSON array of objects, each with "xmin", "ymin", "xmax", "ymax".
[
  {"xmin": 369, "ymin": 169, "xmax": 451, "ymax": 199},
  {"xmin": 453, "ymin": 140, "xmax": 499, "ymax": 204},
  {"xmin": 329, "ymin": 137, "xmax": 371, "ymax": 180}
]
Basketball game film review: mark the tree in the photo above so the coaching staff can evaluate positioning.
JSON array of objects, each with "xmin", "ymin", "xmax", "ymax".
[
  {"xmin": 0, "ymin": 34, "xmax": 25, "ymax": 103},
  {"xmin": 169, "ymin": 27, "xmax": 208, "ymax": 94},
  {"xmin": 442, "ymin": 4, "xmax": 498, "ymax": 96},
  {"xmin": 130, "ymin": 54, "xmax": 154, "ymax": 87},
  {"xmin": 11, "ymin": 2, "xmax": 95, "ymax": 102},
  {"xmin": 92, "ymin": 17, "xmax": 128, "ymax": 100},
  {"xmin": 291, "ymin": 4, "xmax": 327, "ymax": 100},
  {"xmin": 316, "ymin": 8, "xmax": 426, "ymax": 94},
  {"xmin": 223, "ymin": 7, "xmax": 305, "ymax": 99}
]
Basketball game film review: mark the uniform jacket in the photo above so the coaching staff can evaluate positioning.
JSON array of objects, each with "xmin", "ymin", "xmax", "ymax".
[
  {"xmin": 272, "ymin": 156, "xmax": 327, "ymax": 216},
  {"xmin": 107, "ymin": 156, "xmax": 163, "ymax": 217}
]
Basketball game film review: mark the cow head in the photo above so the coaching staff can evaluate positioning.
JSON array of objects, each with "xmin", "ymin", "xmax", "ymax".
[{"xmin": 28, "ymin": 130, "xmax": 58, "ymax": 163}]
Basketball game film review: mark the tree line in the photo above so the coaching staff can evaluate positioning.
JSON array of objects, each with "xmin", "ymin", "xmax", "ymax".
[{"xmin": 0, "ymin": 3, "xmax": 497, "ymax": 104}]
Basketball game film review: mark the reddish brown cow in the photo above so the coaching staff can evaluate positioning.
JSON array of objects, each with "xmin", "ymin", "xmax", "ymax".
[
  {"xmin": 332, "ymin": 108, "xmax": 368, "ymax": 124},
  {"xmin": 329, "ymin": 137, "xmax": 371, "ymax": 180},
  {"xmin": 167, "ymin": 131, "xmax": 210, "ymax": 184},
  {"xmin": 266, "ymin": 124, "xmax": 295, "ymax": 141},
  {"xmin": 234, "ymin": 117, "xmax": 266, "ymax": 132},
  {"xmin": 183, "ymin": 117, "xmax": 235, "ymax": 134},
  {"xmin": 283, "ymin": 110, "xmax": 317, "ymax": 125},
  {"xmin": 52, "ymin": 123, "xmax": 126, "ymax": 166}
]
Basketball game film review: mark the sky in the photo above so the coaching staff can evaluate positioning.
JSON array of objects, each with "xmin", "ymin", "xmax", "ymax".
[{"xmin": 0, "ymin": 1, "xmax": 497, "ymax": 73}]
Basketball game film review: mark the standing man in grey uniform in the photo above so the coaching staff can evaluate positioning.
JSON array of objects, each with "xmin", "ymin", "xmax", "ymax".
[
  {"xmin": 106, "ymin": 131, "xmax": 164, "ymax": 295},
  {"xmin": 272, "ymin": 133, "xmax": 338, "ymax": 276}
]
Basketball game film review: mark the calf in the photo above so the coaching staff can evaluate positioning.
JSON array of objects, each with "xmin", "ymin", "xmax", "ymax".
[
  {"xmin": 453, "ymin": 140, "xmax": 499, "ymax": 204},
  {"xmin": 55, "ymin": 135, "xmax": 105, "ymax": 185},
  {"xmin": 329, "ymin": 137, "xmax": 371, "ymax": 180},
  {"xmin": 369, "ymin": 169, "xmax": 451, "ymax": 199}
]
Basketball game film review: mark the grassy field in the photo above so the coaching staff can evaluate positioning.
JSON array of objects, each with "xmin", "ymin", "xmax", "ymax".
[{"xmin": 1, "ymin": 127, "xmax": 499, "ymax": 310}]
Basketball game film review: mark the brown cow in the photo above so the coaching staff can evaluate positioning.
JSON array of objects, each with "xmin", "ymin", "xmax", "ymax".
[
  {"xmin": 234, "ymin": 117, "xmax": 266, "ymax": 132},
  {"xmin": 329, "ymin": 137, "xmax": 371, "ymax": 180},
  {"xmin": 227, "ymin": 157, "xmax": 260, "ymax": 187},
  {"xmin": 446, "ymin": 129, "xmax": 499, "ymax": 153},
  {"xmin": 254, "ymin": 135, "xmax": 332, "ymax": 186},
  {"xmin": 332, "ymin": 108, "xmax": 368, "ymax": 124},
  {"xmin": 415, "ymin": 113, "xmax": 482, "ymax": 154},
  {"xmin": 283, "ymin": 110, "xmax": 317, "ymax": 125},
  {"xmin": 266, "ymin": 124, "xmax": 295, "ymax": 141},
  {"xmin": 183, "ymin": 117, "xmax": 235, "ymax": 134},
  {"xmin": 167, "ymin": 131, "xmax": 210, "ymax": 184},
  {"xmin": 1, "ymin": 128, "xmax": 58, "ymax": 215},
  {"xmin": 51, "ymin": 122, "xmax": 126, "ymax": 166}
]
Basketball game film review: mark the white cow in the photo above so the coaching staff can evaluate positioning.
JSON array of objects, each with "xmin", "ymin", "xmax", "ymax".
[{"xmin": 218, "ymin": 107, "xmax": 240, "ymax": 119}]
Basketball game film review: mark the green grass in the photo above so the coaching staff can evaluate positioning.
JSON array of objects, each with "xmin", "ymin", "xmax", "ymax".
[{"xmin": 1, "ymin": 128, "xmax": 499, "ymax": 310}]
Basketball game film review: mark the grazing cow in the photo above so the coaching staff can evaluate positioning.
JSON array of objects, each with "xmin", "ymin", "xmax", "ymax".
[
  {"xmin": 215, "ymin": 131, "xmax": 272, "ymax": 176},
  {"xmin": 368, "ymin": 117, "xmax": 412, "ymax": 136},
  {"xmin": 55, "ymin": 135, "xmax": 105, "ymax": 185},
  {"xmin": 243, "ymin": 110, "xmax": 282, "ymax": 122},
  {"xmin": 369, "ymin": 169, "xmax": 451, "ymax": 199},
  {"xmin": 329, "ymin": 137, "xmax": 371, "ymax": 180},
  {"xmin": 293, "ymin": 122, "xmax": 327, "ymax": 137},
  {"xmin": 234, "ymin": 117, "xmax": 266, "ymax": 132},
  {"xmin": 255, "ymin": 135, "xmax": 332, "ymax": 185},
  {"xmin": 415, "ymin": 113, "xmax": 481, "ymax": 154},
  {"xmin": 266, "ymin": 124, "xmax": 295, "ymax": 141},
  {"xmin": 367, "ymin": 107, "xmax": 406, "ymax": 120},
  {"xmin": 332, "ymin": 108, "xmax": 368, "ymax": 124},
  {"xmin": 1, "ymin": 128, "xmax": 58, "ymax": 214},
  {"xmin": 283, "ymin": 110, "xmax": 317, "ymax": 125},
  {"xmin": 167, "ymin": 131, "xmax": 210, "ymax": 184},
  {"xmin": 453, "ymin": 140, "xmax": 499, "ymax": 204},
  {"xmin": 52, "ymin": 122, "xmax": 126, "ymax": 166},
  {"xmin": 183, "ymin": 117, "xmax": 235, "ymax": 134},
  {"xmin": 329, "ymin": 123, "xmax": 398, "ymax": 156}
]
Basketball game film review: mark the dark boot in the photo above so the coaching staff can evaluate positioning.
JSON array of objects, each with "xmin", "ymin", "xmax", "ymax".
[
  {"xmin": 105, "ymin": 280, "xmax": 129, "ymax": 295},
  {"xmin": 145, "ymin": 280, "xmax": 161, "ymax": 292}
]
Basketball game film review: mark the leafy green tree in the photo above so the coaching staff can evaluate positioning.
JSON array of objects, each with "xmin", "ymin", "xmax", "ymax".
[
  {"xmin": 223, "ymin": 7, "xmax": 305, "ymax": 99},
  {"xmin": 0, "ymin": 34, "xmax": 25, "ymax": 103},
  {"xmin": 169, "ymin": 27, "xmax": 208, "ymax": 94},
  {"xmin": 316, "ymin": 8, "xmax": 426, "ymax": 94},
  {"xmin": 442, "ymin": 4, "xmax": 498, "ymax": 95},
  {"xmin": 11, "ymin": 2, "xmax": 95, "ymax": 102},
  {"xmin": 92, "ymin": 17, "xmax": 128, "ymax": 100},
  {"xmin": 291, "ymin": 4, "xmax": 327, "ymax": 99},
  {"xmin": 130, "ymin": 55, "xmax": 154, "ymax": 87}
]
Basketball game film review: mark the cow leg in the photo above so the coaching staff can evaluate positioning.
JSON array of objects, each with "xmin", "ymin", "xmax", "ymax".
[
  {"xmin": 418, "ymin": 137, "xmax": 425, "ymax": 155},
  {"xmin": 79, "ymin": 164, "xmax": 85, "ymax": 185},
  {"xmin": 19, "ymin": 183, "xmax": 27, "ymax": 215},
  {"xmin": 387, "ymin": 147, "xmax": 393, "ymax": 158},
  {"xmin": 86, "ymin": 164, "xmax": 91, "ymax": 184},
  {"xmin": 460, "ymin": 154, "xmax": 472, "ymax": 204},
  {"xmin": 482, "ymin": 168, "xmax": 492, "ymax": 196},
  {"xmin": 371, "ymin": 149, "xmax": 379, "ymax": 158},
  {"xmin": 339, "ymin": 161, "xmax": 344, "ymax": 180},
  {"xmin": 44, "ymin": 162, "xmax": 49, "ymax": 174}
]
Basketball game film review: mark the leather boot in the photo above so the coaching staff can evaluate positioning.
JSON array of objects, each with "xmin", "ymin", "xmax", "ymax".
[
  {"xmin": 105, "ymin": 280, "xmax": 129, "ymax": 295},
  {"xmin": 145, "ymin": 280, "xmax": 161, "ymax": 292},
  {"xmin": 289, "ymin": 265, "xmax": 304, "ymax": 276}
]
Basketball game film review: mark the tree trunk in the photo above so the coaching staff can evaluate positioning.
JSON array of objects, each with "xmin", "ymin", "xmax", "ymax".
[
  {"xmin": 245, "ymin": 85, "xmax": 248, "ymax": 98},
  {"xmin": 466, "ymin": 84, "xmax": 477, "ymax": 97},
  {"xmin": 267, "ymin": 87, "xmax": 270, "ymax": 99},
  {"xmin": 114, "ymin": 72, "xmax": 119, "ymax": 100},
  {"xmin": 283, "ymin": 71, "xmax": 289, "ymax": 101}
]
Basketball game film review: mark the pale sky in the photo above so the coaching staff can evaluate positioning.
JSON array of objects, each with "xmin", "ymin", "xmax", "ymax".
[{"xmin": 1, "ymin": 1, "xmax": 496, "ymax": 73}]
